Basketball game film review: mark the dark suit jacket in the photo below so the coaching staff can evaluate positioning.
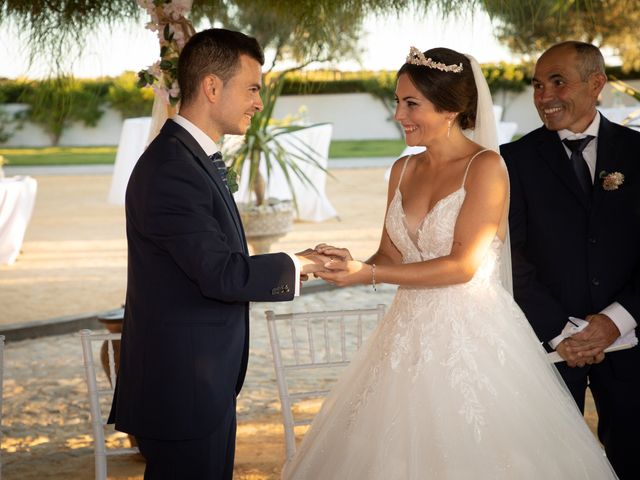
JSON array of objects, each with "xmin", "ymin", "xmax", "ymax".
[
  {"xmin": 109, "ymin": 119, "xmax": 296, "ymax": 440},
  {"xmin": 501, "ymin": 114, "xmax": 640, "ymax": 377}
]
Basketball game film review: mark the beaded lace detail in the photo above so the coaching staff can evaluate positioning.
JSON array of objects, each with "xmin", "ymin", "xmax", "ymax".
[{"xmin": 349, "ymin": 152, "xmax": 507, "ymax": 440}]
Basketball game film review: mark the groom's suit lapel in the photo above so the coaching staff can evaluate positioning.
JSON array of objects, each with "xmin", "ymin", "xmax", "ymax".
[
  {"xmin": 537, "ymin": 128, "xmax": 590, "ymax": 211},
  {"xmin": 165, "ymin": 121, "xmax": 247, "ymax": 250},
  {"xmin": 591, "ymin": 115, "xmax": 619, "ymax": 216}
]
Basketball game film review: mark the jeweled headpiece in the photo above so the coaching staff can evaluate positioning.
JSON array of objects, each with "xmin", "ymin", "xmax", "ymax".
[{"xmin": 405, "ymin": 46, "xmax": 463, "ymax": 73}]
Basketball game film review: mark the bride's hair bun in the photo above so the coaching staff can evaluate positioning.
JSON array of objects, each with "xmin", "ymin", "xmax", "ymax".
[{"xmin": 398, "ymin": 47, "xmax": 477, "ymax": 130}]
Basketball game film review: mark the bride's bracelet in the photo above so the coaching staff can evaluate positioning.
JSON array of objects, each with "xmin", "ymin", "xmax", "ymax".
[{"xmin": 371, "ymin": 263, "xmax": 377, "ymax": 292}]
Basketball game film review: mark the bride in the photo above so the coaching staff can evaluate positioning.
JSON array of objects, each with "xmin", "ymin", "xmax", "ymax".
[{"xmin": 283, "ymin": 47, "xmax": 618, "ymax": 479}]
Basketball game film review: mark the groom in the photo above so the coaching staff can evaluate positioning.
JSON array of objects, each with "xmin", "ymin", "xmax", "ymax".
[
  {"xmin": 108, "ymin": 28, "xmax": 326, "ymax": 479},
  {"xmin": 501, "ymin": 41, "xmax": 640, "ymax": 479}
]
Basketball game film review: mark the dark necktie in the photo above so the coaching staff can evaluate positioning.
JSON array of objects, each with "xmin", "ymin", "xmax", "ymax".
[
  {"xmin": 210, "ymin": 151, "xmax": 228, "ymax": 189},
  {"xmin": 562, "ymin": 136, "xmax": 595, "ymax": 193}
]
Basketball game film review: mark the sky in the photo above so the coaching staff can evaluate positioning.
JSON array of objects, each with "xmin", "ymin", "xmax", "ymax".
[{"xmin": 2, "ymin": 9, "xmax": 514, "ymax": 79}]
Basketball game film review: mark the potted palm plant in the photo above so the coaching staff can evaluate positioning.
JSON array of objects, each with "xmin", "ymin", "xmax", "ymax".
[{"xmin": 225, "ymin": 73, "xmax": 330, "ymax": 253}]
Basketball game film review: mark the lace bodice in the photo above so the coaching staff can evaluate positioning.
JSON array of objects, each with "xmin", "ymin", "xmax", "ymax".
[{"xmin": 385, "ymin": 153, "xmax": 503, "ymax": 287}]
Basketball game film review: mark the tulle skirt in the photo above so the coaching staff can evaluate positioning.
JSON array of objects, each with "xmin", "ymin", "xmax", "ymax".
[{"xmin": 282, "ymin": 282, "xmax": 618, "ymax": 479}]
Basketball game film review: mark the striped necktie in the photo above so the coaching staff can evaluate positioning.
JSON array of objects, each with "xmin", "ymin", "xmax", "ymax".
[
  {"xmin": 210, "ymin": 151, "xmax": 228, "ymax": 188},
  {"xmin": 562, "ymin": 136, "xmax": 594, "ymax": 193}
]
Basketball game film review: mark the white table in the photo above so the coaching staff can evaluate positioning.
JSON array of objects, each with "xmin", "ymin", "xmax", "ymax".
[
  {"xmin": 0, "ymin": 176, "xmax": 37, "ymax": 265},
  {"xmin": 108, "ymin": 118, "xmax": 337, "ymax": 222},
  {"xmin": 108, "ymin": 117, "xmax": 152, "ymax": 205},
  {"xmin": 233, "ymin": 124, "xmax": 338, "ymax": 222}
]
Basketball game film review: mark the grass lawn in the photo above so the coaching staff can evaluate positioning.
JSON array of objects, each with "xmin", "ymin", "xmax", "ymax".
[
  {"xmin": 0, "ymin": 146, "xmax": 117, "ymax": 166},
  {"xmin": 0, "ymin": 139, "xmax": 406, "ymax": 166},
  {"xmin": 329, "ymin": 139, "xmax": 405, "ymax": 158}
]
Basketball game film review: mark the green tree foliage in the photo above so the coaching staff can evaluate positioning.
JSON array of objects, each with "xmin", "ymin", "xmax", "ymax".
[
  {"xmin": 0, "ymin": 0, "xmax": 141, "ymax": 71},
  {"xmin": 0, "ymin": 89, "xmax": 14, "ymax": 143},
  {"xmin": 1, "ymin": 0, "xmax": 409, "ymax": 74},
  {"xmin": 2, "ymin": 1, "xmax": 564, "ymax": 74},
  {"xmin": 2, "ymin": 64, "xmax": 637, "ymax": 145},
  {"xmin": 484, "ymin": 0, "xmax": 640, "ymax": 71},
  {"xmin": 2, "ymin": 1, "xmax": 627, "ymax": 75},
  {"xmin": 193, "ymin": 0, "xmax": 366, "ymax": 70},
  {"xmin": 18, "ymin": 77, "xmax": 107, "ymax": 146},
  {"xmin": 108, "ymin": 72, "xmax": 155, "ymax": 119}
]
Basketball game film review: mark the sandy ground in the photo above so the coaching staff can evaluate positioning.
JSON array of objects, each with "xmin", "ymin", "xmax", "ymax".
[
  {"xmin": 0, "ymin": 169, "xmax": 599, "ymax": 479},
  {"xmin": 0, "ymin": 168, "xmax": 392, "ymax": 479},
  {"xmin": 2, "ymin": 284, "xmax": 399, "ymax": 480},
  {"xmin": 0, "ymin": 168, "xmax": 388, "ymax": 325}
]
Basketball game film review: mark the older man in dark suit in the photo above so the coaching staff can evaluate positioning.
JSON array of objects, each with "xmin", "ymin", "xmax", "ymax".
[
  {"xmin": 108, "ymin": 28, "xmax": 326, "ymax": 479},
  {"xmin": 501, "ymin": 41, "xmax": 640, "ymax": 479}
]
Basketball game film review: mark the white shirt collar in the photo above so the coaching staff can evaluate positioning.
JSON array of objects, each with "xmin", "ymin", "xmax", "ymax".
[
  {"xmin": 173, "ymin": 115, "xmax": 219, "ymax": 156},
  {"xmin": 558, "ymin": 111, "xmax": 601, "ymax": 141}
]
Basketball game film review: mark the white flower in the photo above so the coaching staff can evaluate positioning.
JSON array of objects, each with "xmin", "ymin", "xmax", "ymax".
[
  {"xmin": 145, "ymin": 21, "xmax": 158, "ymax": 32},
  {"xmin": 171, "ymin": 26, "xmax": 186, "ymax": 49},
  {"xmin": 148, "ymin": 61, "xmax": 163, "ymax": 79},
  {"xmin": 138, "ymin": 0, "xmax": 194, "ymax": 105},
  {"xmin": 137, "ymin": 0, "xmax": 154, "ymax": 10},
  {"xmin": 163, "ymin": 1, "xmax": 190, "ymax": 20}
]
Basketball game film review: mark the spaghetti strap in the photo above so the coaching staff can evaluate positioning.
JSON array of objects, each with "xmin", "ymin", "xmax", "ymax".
[
  {"xmin": 396, "ymin": 154, "xmax": 413, "ymax": 191},
  {"xmin": 461, "ymin": 148, "xmax": 490, "ymax": 188}
]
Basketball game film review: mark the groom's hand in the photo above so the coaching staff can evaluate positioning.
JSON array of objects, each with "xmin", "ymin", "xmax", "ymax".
[{"xmin": 295, "ymin": 249, "xmax": 332, "ymax": 275}]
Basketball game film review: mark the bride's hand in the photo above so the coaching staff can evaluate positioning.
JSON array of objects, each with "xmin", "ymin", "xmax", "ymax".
[
  {"xmin": 314, "ymin": 243, "xmax": 353, "ymax": 262},
  {"xmin": 295, "ymin": 248, "xmax": 332, "ymax": 275},
  {"xmin": 315, "ymin": 259, "xmax": 371, "ymax": 287}
]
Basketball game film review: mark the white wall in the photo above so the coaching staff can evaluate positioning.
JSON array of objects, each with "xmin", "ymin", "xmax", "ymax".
[
  {"xmin": 2, "ymin": 104, "xmax": 124, "ymax": 147},
  {"xmin": 2, "ymin": 79, "xmax": 640, "ymax": 147},
  {"xmin": 273, "ymin": 93, "xmax": 401, "ymax": 140}
]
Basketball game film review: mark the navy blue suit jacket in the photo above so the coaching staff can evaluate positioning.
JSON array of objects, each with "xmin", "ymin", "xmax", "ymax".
[
  {"xmin": 109, "ymin": 120, "xmax": 296, "ymax": 440},
  {"xmin": 501, "ymin": 114, "xmax": 640, "ymax": 378}
]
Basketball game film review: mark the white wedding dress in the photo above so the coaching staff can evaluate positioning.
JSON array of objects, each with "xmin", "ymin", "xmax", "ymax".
[{"xmin": 283, "ymin": 156, "xmax": 618, "ymax": 479}]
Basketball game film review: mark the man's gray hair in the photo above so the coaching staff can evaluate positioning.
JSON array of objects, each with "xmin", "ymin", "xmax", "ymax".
[{"xmin": 550, "ymin": 41, "xmax": 605, "ymax": 81}]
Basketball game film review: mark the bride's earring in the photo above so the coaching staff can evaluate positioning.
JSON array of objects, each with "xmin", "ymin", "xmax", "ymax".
[{"xmin": 447, "ymin": 119, "xmax": 452, "ymax": 139}]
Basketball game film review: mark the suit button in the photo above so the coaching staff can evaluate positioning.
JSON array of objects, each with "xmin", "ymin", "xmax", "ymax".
[
  {"xmin": 588, "ymin": 237, "xmax": 597, "ymax": 244},
  {"xmin": 591, "ymin": 277, "xmax": 600, "ymax": 286}
]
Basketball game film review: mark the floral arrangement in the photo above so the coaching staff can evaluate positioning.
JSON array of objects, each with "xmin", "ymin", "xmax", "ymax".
[
  {"xmin": 599, "ymin": 170, "xmax": 625, "ymax": 191},
  {"xmin": 136, "ymin": 0, "xmax": 195, "ymax": 106}
]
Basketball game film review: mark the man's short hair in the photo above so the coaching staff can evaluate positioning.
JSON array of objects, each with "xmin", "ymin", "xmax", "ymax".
[
  {"xmin": 548, "ymin": 41, "xmax": 605, "ymax": 81},
  {"xmin": 178, "ymin": 28, "xmax": 264, "ymax": 107}
]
